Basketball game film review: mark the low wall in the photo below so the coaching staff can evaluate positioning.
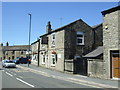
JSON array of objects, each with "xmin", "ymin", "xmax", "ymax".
[
  {"xmin": 88, "ymin": 59, "xmax": 104, "ymax": 78},
  {"xmin": 64, "ymin": 59, "xmax": 74, "ymax": 73}
]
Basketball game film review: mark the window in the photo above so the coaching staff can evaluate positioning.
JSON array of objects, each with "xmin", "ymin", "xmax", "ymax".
[
  {"xmin": 4, "ymin": 56, "xmax": 5, "ymax": 59},
  {"xmin": 42, "ymin": 54, "xmax": 45, "ymax": 64},
  {"xmin": 51, "ymin": 54, "xmax": 57, "ymax": 66},
  {"xmin": 12, "ymin": 56, "xmax": 14, "ymax": 59},
  {"xmin": 21, "ymin": 51, "xmax": 23, "ymax": 55},
  {"xmin": 51, "ymin": 33, "xmax": 55, "ymax": 47},
  {"xmin": 8, "ymin": 57, "xmax": 10, "ymax": 60},
  {"xmin": 12, "ymin": 51, "xmax": 15, "ymax": 54},
  {"xmin": 76, "ymin": 32, "xmax": 84, "ymax": 45}
]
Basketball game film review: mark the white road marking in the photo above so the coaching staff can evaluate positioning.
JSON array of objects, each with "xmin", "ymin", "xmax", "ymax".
[
  {"xmin": 18, "ymin": 76, "xmax": 23, "ymax": 78},
  {"xmin": 5, "ymin": 72, "xmax": 13, "ymax": 77},
  {"xmin": 9, "ymin": 71, "xmax": 13, "ymax": 74},
  {"xmin": 17, "ymin": 65, "xmax": 118, "ymax": 88},
  {"xmin": 16, "ymin": 78, "xmax": 35, "ymax": 88}
]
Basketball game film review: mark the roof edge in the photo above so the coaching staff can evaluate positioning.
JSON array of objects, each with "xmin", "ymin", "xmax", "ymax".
[{"xmin": 101, "ymin": 5, "xmax": 120, "ymax": 15}]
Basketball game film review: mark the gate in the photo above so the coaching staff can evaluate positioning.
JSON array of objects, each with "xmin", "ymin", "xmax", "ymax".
[{"xmin": 74, "ymin": 58, "xmax": 87, "ymax": 75}]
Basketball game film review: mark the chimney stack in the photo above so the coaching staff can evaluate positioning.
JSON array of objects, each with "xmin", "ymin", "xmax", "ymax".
[
  {"xmin": 6, "ymin": 42, "xmax": 9, "ymax": 46},
  {"xmin": 46, "ymin": 21, "xmax": 52, "ymax": 33}
]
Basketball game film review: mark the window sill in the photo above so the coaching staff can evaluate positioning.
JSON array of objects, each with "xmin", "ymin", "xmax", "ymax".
[
  {"xmin": 77, "ymin": 44, "xmax": 85, "ymax": 46},
  {"xmin": 51, "ymin": 46, "xmax": 55, "ymax": 48},
  {"xmin": 42, "ymin": 63, "xmax": 45, "ymax": 65},
  {"xmin": 51, "ymin": 64, "xmax": 55, "ymax": 67}
]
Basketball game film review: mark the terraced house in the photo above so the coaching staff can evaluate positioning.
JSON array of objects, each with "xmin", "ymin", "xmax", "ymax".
[
  {"xmin": 39, "ymin": 19, "xmax": 102, "ymax": 75},
  {"xmin": 0, "ymin": 42, "xmax": 30, "ymax": 60},
  {"xmin": 31, "ymin": 39, "xmax": 40, "ymax": 66}
]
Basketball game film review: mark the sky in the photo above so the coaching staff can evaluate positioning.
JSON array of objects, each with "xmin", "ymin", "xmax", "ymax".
[{"xmin": 2, "ymin": 2, "xmax": 118, "ymax": 46}]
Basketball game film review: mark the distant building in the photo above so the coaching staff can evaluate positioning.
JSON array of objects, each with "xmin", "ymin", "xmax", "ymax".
[{"xmin": 0, "ymin": 42, "xmax": 30, "ymax": 60}]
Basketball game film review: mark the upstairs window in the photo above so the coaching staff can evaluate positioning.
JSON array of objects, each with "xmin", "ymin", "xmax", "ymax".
[
  {"xmin": 76, "ymin": 32, "xmax": 84, "ymax": 45},
  {"xmin": 51, "ymin": 33, "xmax": 55, "ymax": 47},
  {"xmin": 12, "ymin": 51, "xmax": 15, "ymax": 54}
]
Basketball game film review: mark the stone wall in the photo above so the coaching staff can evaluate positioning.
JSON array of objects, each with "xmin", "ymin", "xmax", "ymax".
[
  {"xmin": 64, "ymin": 59, "xmax": 74, "ymax": 73},
  {"xmin": 40, "ymin": 30, "xmax": 65, "ymax": 72},
  {"xmin": 94, "ymin": 24, "xmax": 103, "ymax": 48},
  {"xmin": 88, "ymin": 59, "xmax": 104, "ymax": 78},
  {"xmin": 103, "ymin": 10, "xmax": 119, "ymax": 79},
  {"xmin": 64, "ymin": 19, "xmax": 93, "ymax": 59},
  {"xmin": 31, "ymin": 41, "xmax": 39, "ymax": 65}
]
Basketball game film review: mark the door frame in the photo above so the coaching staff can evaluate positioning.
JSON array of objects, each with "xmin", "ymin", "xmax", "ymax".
[{"xmin": 110, "ymin": 50, "xmax": 120, "ymax": 79}]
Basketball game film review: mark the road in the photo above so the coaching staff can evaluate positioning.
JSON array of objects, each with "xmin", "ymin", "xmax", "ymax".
[{"xmin": 1, "ymin": 65, "xmax": 104, "ymax": 89}]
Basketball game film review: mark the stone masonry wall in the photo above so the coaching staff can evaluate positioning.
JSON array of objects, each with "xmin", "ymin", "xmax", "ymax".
[
  {"xmin": 88, "ymin": 59, "xmax": 104, "ymax": 78},
  {"xmin": 103, "ymin": 10, "xmax": 119, "ymax": 79},
  {"xmin": 64, "ymin": 19, "xmax": 93, "ymax": 59}
]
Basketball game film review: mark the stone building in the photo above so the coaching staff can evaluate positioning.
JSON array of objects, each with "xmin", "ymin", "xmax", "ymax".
[
  {"xmin": 102, "ymin": 6, "xmax": 120, "ymax": 79},
  {"xmin": 0, "ymin": 42, "xmax": 30, "ymax": 60},
  {"xmin": 92, "ymin": 24, "xmax": 103, "ymax": 49},
  {"xmin": 39, "ymin": 19, "xmax": 101, "ymax": 74},
  {"xmin": 31, "ymin": 39, "xmax": 40, "ymax": 65},
  {"xmin": 84, "ymin": 5, "xmax": 120, "ymax": 79},
  {"xmin": 84, "ymin": 24, "xmax": 103, "ymax": 78}
]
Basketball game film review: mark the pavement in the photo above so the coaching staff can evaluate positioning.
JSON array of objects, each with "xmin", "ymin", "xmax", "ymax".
[{"xmin": 17, "ymin": 64, "xmax": 120, "ymax": 89}]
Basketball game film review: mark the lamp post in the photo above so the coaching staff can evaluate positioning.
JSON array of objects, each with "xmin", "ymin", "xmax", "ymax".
[{"xmin": 28, "ymin": 13, "xmax": 32, "ymax": 67}]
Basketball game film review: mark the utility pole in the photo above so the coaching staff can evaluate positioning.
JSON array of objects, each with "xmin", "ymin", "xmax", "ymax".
[
  {"xmin": 37, "ymin": 38, "xmax": 40, "ymax": 67},
  {"xmin": 28, "ymin": 13, "xmax": 32, "ymax": 67}
]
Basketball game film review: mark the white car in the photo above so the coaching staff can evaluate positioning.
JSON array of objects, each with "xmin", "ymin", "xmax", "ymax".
[{"xmin": 2, "ymin": 60, "xmax": 16, "ymax": 68}]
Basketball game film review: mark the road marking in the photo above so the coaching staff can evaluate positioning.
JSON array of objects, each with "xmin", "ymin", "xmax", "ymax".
[
  {"xmin": 17, "ymin": 65, "xmax": 118, "ymax": 88},
  {"xmin": 18, "ymin": 76, "xmax": 23, "ymax": 78},
  {"xmin": 5, "ymin": 72, "xmax": 13, "ymax": 77},
  {"xmin": 16, "ymin": 78, "xmax": 35, "ymax": 88}
]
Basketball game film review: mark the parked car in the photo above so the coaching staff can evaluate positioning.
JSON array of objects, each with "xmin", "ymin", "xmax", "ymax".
[
  {"xmin": 19, "ymin": 57, "xmax": 31, "ymax": 64},
  {"xmin": 12, "ymin": 59, "xmax": 20, "ymax": 64},
  {"xmin": 2, "ymin": 60, "xmax": 16, "ymax": 68}
]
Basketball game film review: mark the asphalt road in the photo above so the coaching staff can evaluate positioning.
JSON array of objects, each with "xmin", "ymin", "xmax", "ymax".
[{"xmin": 1, "ymin": 65, "xmax": 102, "ymax": 88}]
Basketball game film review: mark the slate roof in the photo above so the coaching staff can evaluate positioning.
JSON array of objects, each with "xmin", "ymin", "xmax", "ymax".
[
  {"xmin": 31, "ymin": 39, "xmax": 39, "ymax": 45},
  {"xmin": 2, "ymin": 45, "xmax": 30, "ymax": 51},
  {"xmin": 101, "ymin": 5, "xmax": 120, "ymax": 15},
  {"xmin": 92, "ymin": 23, "xmax": 102, "ymax": 29},
  {"xmin": 40, "ymin": 19, "xmax": 92, "ymax": 38},
  {"xmin": 83, "ymin": 46, "xmax": 103, "ymax": 58}
]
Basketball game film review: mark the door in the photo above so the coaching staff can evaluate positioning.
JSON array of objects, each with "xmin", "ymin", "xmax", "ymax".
[
  {"xmin": 112, "ymin": 52, "xmax": 120, "ymax": 78},
  {"xmin": 74, "ymin": 58, "xmax": 87, "ymax": 75}
]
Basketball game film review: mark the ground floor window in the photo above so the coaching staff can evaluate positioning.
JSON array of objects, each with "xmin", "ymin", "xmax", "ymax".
[
  {"xmin": 4, "ymin": 56, "xmax": 5, "ymax": 59},
  {"xmin": 51, "ymin": 54, "xmax": 57, "ymax": 66},
  {"xmin": 42, "ymin": 55, "xmax": 45, "ymax": 64},
  {"xmin": 8, "ymin": 57, "xmax": 10, "ymax": 60},
  {"xmin": 12, "ymin": 56, "xmax": 14, "ymax": 60}
]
